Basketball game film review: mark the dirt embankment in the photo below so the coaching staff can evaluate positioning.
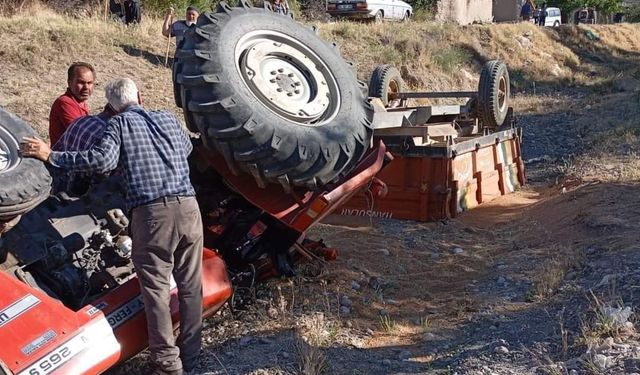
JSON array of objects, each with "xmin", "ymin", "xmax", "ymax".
[
  {"xmin": 2, "ymin": 7, "xmax": 640, "ymax": 136},
  {"xmin": 3, "ymin": 5, "xmax": 640, "ymax": 374}
]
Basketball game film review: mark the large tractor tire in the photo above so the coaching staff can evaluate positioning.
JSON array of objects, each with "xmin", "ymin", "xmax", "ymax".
[
  {"xmin": 477, "ymin": 60, "xmax": 510, "ymax": 129},
  {"xmin": 174, "ymin": 1, "xmax": 373, "ymax": 190},
  {"xmin": 369, "ymin": 64, "xmax": 406, "ymax": 108},
  {"xmin": 0, "ymin": 108, "xmax": 51, "ymax": 222}
]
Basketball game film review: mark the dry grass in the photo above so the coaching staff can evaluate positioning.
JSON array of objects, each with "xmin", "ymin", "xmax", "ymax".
[
  {"xmin": 566, "ymin": 126, "xmax": 640, "ymax": 183},
  {"xmin": 378, "ymin": 314, "xmax": 396, "ymax": 332},
  {"xmin": 296, "ymin": 313, "xmax": 339, "ymax": 347},
  {"xmin": 0, "ymin": 4, "xmax": 176, "ymax": 137},
  {"xmin": 319, "ymin": 21, "xmax": 640, "ymax": 91},
  {"xmin": 584, "ymin": 290, "xmax": 628, "ymax": 339},
  {"xmin": 293, "ymin": 313, "xmax": 333, "ymax": 375},
  {"xmin": 5, "ymin": 4, "xmax": 640, "ymax": 140},
  {"xmin": 528, "ymin": 254, "xmax": 573, "ymax": 300},
  {"xmin": 295, "ymin": 336, "xmax": 329, "ymax": 375}
]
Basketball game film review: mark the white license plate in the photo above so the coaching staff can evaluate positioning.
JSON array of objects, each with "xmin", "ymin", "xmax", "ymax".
[{"xmin": 337, "ymin": 4, "xmax": 354, "ymax": 9}]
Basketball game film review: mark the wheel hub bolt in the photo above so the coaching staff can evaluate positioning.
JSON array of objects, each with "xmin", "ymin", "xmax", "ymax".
[
  {"xmin": 287, "ymin": 93, "xmax": 293, "ymax": 97},
  {"xmin": 294, "ymin": 90, "xmax": 300, "ymax": 94},
  {"xmin": 270, "ymin": 79, "xmax": 277, "ymax": 83},
  {"xmin": 294, "ymin": 82, "xmax": 301, "ymax": 86},
  {"xmin": 276, "ymin": 88, "xmax": 283, "ymax": 92},
  {"xmin": 270, "ymin": 71, "xmax": 277, "ymax": 75},
  {"xmin": 277, "ymin": 68, "xmax": 284, "ymax": 73},
  {"xmin": 288, "ymin": 73, "xmax": 294, "ymax": 78}
]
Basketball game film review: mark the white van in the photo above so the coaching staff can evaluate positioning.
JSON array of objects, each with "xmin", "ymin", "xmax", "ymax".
[{"xmin": 536, "ymin": 7, "xmax": 562, "ymax": 27}]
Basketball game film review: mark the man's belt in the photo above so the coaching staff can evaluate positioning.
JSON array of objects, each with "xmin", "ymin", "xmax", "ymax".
[{"xmin": 146, "ymin": 195, "xmax": 190, "ymax": 205}]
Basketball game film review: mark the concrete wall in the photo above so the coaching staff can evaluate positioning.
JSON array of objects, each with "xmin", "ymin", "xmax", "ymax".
[
  {"xmin": 492, "ymin": 0, "xmax": 521, "ymax": 22},
  {"xmin": 435, "ymin": 0, "xmax": 493, "ymax": 25}
]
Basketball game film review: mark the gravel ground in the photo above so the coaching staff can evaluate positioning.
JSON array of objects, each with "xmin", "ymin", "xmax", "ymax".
[{"xmin": 109, "ymin": 84, "xmax": 640, "ymax": 375}]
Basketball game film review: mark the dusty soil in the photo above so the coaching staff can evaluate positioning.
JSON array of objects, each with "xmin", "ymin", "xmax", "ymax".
[{"xmin": 110, "ymin": 150, "xmax": 640, "ymax": 375}]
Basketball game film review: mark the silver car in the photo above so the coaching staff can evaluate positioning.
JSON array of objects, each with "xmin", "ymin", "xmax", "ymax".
[{"xmin": 326, "ymin": 0, "xmax": 413, "ymax": 22}]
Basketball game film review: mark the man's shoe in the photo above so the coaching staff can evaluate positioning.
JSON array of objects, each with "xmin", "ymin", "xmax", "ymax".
[{"xmin": 150, "ymin": 366, "xmax": 184, "ymax": 375}]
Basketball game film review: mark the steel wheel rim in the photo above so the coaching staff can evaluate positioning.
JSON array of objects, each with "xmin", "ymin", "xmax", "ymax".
[
  {"xmin": 0, "ymin": 125, "xmax": 20, "ymax": 174},
  {"xmin": 235, "ymin": 30, "xmax": 341, "ymax": 126},
  {"xmin": 387, "ymin": 79, "xmax": 402, "ymax": 108},
  {"xmin": 498, "ymin": 76, "xmax": 507, "ymax": 112}
]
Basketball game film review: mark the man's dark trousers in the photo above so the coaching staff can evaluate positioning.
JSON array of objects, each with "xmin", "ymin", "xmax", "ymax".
[{"xmin": 130, "ymin": 196, "xmax": 203, "ymax": 374}]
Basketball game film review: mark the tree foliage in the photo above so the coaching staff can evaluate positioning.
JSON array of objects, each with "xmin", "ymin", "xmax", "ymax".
[
  {"xmin": 546, "ymin": 0, "xmax": 623, "ymax": 18},
  {"xmin": 142, "ymin": 0, "xmax": 214, "ymax": 16},
  {"xmin": 624, "ymin": 4, "xmax": 640, "ymax": 21},
  {"xmin": 404, "ymin": 0, "xmax": 437, "ymax": 11}
]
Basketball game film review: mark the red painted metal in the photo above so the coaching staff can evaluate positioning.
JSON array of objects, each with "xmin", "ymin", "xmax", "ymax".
[
  {"xmin": 0, "ymin": 249, "xmax": 231, "ymax": 375},
  {"xmin": 336, "ymin": 130, "xmax": 526, "ymax": 222},
  {"xmin": 197, "ymin": 141, "xmax": 387, "ymax": 232}
]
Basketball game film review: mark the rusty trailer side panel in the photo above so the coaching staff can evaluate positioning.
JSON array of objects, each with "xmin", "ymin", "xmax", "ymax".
[{"xmin": 337, "ymin": 129, "xmax": 526, "ymax": 222}]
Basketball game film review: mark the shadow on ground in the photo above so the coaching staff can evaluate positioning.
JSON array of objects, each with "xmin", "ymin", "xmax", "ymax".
[{"xmin": 120, "ymin": 44, "xmax": 174, "ymax": 67}]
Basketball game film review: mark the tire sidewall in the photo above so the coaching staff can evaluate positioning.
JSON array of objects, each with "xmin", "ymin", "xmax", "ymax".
[
  {"xmin": 369, "ymin": 65, "xmax": 405, "ymax": 108},
  {"xmin": 492, "ymin": 63, "xmax": 510, "ymax": 126},
  {"xmin": 478, "ymin": 60, "xmax": 510, "ymax": 129},
  {"xmin": 193, "ymin": 11, "xmax": 367, "ymax": 148},
  {"xmin": 0, "ymin": 108, "xmax": 52, "ymax": 214}
]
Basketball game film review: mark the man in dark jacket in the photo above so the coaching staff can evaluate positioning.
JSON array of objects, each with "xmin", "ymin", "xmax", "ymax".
[
  {"xmin": 538, "ymin": 2, "xmax": 547, "ymax": 26},
  {"xmin": 123, "ymin": 0, "xmax": 141, "ymax": 25},
  {"xmin": 520, "ymin": 0, "xmax": 533, "ymax": 21},
  {"xmin": 162, "ymin": 6, "xmax": 199, "ymax": 46}
]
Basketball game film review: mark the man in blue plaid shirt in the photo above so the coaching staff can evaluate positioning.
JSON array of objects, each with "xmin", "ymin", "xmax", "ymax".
[
  {"xmin": 23, "ymin": 78, "xmax": 203, "ymax": 375},
  {"xmin": 51, "ymin": 104, "xmax": 116, "ymax": 195}
]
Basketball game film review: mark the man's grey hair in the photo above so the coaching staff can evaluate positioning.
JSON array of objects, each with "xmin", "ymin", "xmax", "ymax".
[{"xmin": 105, "ymin": 78, "xmax": 139, "ymax": 112}]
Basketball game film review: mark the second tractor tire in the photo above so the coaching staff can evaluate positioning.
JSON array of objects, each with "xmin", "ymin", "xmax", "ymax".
[
  {"xmin": 368, "ymin": 65, "xmax": 405, "ymax": 108},
  {"xmin": 477, "ymin": 60, "xmax": 510, "ymax": 129}
]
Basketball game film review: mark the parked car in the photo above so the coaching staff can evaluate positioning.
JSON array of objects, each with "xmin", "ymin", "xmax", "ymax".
[
  {"xmin": 326, "ymin": 0, "xmax": 413, "ymax": 22},
  {"xmin": 575, "ymin": 7, "xmax": 597, "ymax": 24},
  {"xmin": 533, "ymin": 6, "xmax": 562, "ymax": 27}
]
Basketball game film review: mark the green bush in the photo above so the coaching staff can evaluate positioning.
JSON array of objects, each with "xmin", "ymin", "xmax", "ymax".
[
  {"xmin": 624, "ymin": 5, "xmax": 640, "ymax": 22},
  {"xmin": 432, "ymin": 47, "xmax": 471, "ymax": 73},
  {"xmin": 405, "ymin": 0, "xmax": 436, "ymax": 12},
  {"xmin": 143, "ymin": 0, "xmax": 305, "ymax": 19},
  {"xmin": 142, "ymin": 0, "xmax": 213, "ymax": 17}
]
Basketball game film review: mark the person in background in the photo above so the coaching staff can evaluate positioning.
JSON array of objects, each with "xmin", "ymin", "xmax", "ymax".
[
  {"xmin": 520, "ymin": 0, "xmax": 534, "ymax": 21},
  {"xmin": 21, "ymin": 78, "xmax": 203, "ymax": 375},
  {"xmin": 162, "ymin": 6, "xmax": 199, "ymax": 47},
  {"xmin": 109, "ymin": 0, "xmax": 125, "ymax": 22},
  {"xmin": 538, "ymin": 2, "xmax": 547, "ymax": 26},
  {"xmin": 123, "ymin": 0, "xmax": 141, "ymax": 25},
  {"xmin": 49, "ymin": 62, "xmax": 95, "ymax": 147},
  {"xmin": 272, "ymin": 0, "xmax": 289, "ymax": 14}
]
